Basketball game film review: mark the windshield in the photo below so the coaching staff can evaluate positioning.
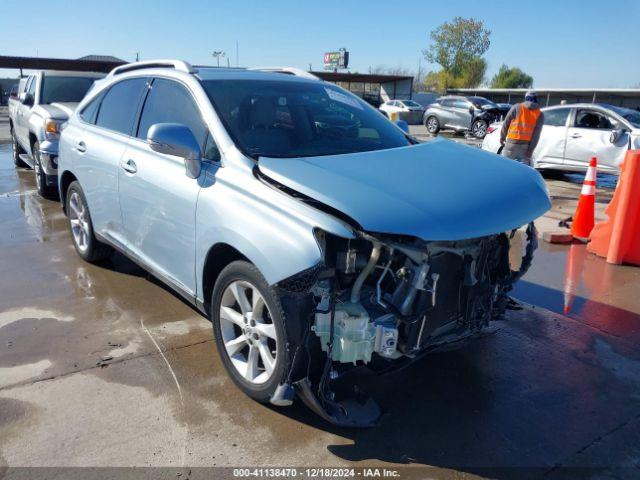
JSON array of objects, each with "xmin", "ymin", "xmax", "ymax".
[
  {"xmin": 201, "ymin": 79, "xmax": 411, "ymax": 158},
  {"xmin": 41, "ymin": 76, "xmax": 96, "ymax": 104},
  {"xmin": 468, "ymin": 96, "xmax": 497, "ymax": 108},
  {"xmin": 608, "ymin": 105, "xmax": 640, "ymax": 128},
  {"xmin": 402, "ymin": 100, "xmax": 422, "ymax": 108}
]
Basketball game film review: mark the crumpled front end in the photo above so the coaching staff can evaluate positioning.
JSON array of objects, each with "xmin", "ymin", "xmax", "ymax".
[{"xmin": 274, "ymin": 223, "xmax": 537, "ymax": 426}]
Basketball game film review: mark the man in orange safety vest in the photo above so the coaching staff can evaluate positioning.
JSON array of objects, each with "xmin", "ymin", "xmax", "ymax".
[{"xmin": 500, "ymin": 91, "xmax": 545, "ymax": 166}]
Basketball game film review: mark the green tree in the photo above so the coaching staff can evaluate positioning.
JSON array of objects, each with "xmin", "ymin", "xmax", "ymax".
[
  {"xmin": 423, "ymin": 17, "xmax": 491, "ymax": 90},
  {"xmin": 490, "ymin": 65, "xmax": 533, "ymax": 88}
]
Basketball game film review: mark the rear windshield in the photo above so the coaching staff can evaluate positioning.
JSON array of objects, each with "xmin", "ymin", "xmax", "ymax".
[
  {"xmin": 41, "ymin": 76, "xmax": 97, "ymax": 104},
  {"xmin": 200, "ymin": 79, "xmax": 410, "ymax": 158}
]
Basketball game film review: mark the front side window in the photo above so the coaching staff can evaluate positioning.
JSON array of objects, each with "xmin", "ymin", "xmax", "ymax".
[
  {"xmin": 201, "ymin": 79, "xmax": 410, "ymax": 158},
  {"xmin": 454, "ymin": 99, "xmax": 470, "ymax": 109},
  {"xmin": 575, "ymin": 109, "xmax": 617, "ymax": 130},
  {"xmin": 543, "ymin": 108, "xmax": 570, "ymax": 127},
  {"xmin": 95, "ymin": 78, "xmax": 148, "ymax": 135},
  {"xmin": 27, "ymin": 76, "xmax": 36, "ymax": 96},
  {"xmin": 137, "ymin": 78, "xmax": 208, "ymax": 148},
  {"xmin": 41, "ymin": 76, "xmax": 97, "ymax": 104},
  {"xmin": 402, "ymin": 100, "xmax": 421, "ymax": 108}
]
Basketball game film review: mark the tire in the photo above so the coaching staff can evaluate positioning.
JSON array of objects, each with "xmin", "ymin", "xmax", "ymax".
[
  {"xmin": 11, "ymin": 129, "xmax": 28, "ymax": 168},
  {"xmin": 65, "ymin": 181, "xmax": 111, "ymax": 263},
  {"xmin": 471, "ymin": 119, "xmax": 488, "ymax": 139},
  {"xmin": 425, "ymin": 116, "xmax": 440, "ymax": 134},
  {"xmin": 32, "ymin": 141, "xmax": 57, "ymax": 199},
  {"xmin": 211, "ymin": 261, "xmax": 291, "ymax": 404}
]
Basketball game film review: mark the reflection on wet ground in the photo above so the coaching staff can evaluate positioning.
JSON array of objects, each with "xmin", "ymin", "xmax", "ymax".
[
  {"xmin": 1, "ymin": 139, "xmax": 640, "ymax": 479},
  {"xmin": 513, "ymin": 241, "xmax": 640, "ymax": 343}
]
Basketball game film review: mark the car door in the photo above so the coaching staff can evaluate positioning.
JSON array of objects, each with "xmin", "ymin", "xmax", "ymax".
[
  {"xmin": 16, "ymin": 75, "xmax": 36, "ymax": 148},
  {"xmin": 451, "ymin": 99, "xmax": 473, "ymax": 128},
  {"xmin": 118, "ymin": 77, "xmax": 213, "ymax": 296},
  {"xmin": 531, "ymin": 107, "xmax": 571, "ymax": 167},
  {"xmin": 437, "ymin": 99, "xmax": 455, "ymax": 126},
  {"xmin": 564, "ymin": 108, "xmax": 628, "ymax": 172},
  {"xmin": 74, "ymin": 77, "xmax": 149, "ymax": 243}
]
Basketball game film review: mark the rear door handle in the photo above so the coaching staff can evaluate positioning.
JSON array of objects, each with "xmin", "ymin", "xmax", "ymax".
[
  {"xmin": 76, "ymin": 141, "xmax": 86, "ymax": 153},
  {"xmin": 120, "ymin": 159, "xmax": 137, "ymax": 174},
  {"xmin": 570, "ymin": 133, "xmax": 582, "ymax": 139}
]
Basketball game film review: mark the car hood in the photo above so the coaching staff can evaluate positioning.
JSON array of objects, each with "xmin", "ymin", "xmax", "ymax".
[
  {"xmin": 33, "ymin": 102, "xmax": 78, "ymax": 120},
  {"xmin": 258, "ymin": 138, "xmax": 551, "ymax": 241}
]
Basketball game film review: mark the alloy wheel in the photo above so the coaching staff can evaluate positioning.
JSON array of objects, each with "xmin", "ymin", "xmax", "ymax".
[
  {"xmin": 218, "ymin": 280, "xmax": 278, "ymax": 385},
  {"xmin": 472, "ymin": 120, "xmax": 487, "ymax": 138},
  {"xmin": 427, "ymin": 117, "xmax": 438, "ymax": 133},
  {"xmin": 69, "ymin": 192, "xmax": 89, "ymax": 253}
]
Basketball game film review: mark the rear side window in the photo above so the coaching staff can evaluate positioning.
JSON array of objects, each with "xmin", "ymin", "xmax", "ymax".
[
  {"xmin": 96, "ymin": 78, "xmax": 148, "ymax": 135},
  {"xmin": 79, "ymin": 92, "xmax": 105, "ymax": 124},
  {"xmin": 543, "ymin": 108, "xmax": 570, "ymax": 127},
  {"xmin": 136, "ymin": 78, "xmax": 208, "ymax": 148}
]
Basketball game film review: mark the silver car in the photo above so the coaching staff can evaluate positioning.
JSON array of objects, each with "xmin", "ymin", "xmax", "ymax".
[
  {"xmin": 423, "ymin": 95, "xmax": 502, "ymax": 138},
  {"xmin": 482, "ymin": 103, "xmax": 640, "ymax": 173},
  {"xmin": 58, "ymin": 60, "xmax": 550, "ymax": 425}
]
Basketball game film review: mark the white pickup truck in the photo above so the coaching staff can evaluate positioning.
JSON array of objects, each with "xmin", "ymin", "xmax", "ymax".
[{"xmin": 9, "ymin": 71, "xmax": 103, "ymax": 197}]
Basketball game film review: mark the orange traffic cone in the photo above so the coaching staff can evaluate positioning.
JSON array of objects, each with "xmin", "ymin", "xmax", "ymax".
[
  {"xmin": 588, "ymin": 150, "xmax": 640, "ymax": 266},
  {"xmin": 571, "ymin": 157, "xmax": 597, "ymax": 241}
]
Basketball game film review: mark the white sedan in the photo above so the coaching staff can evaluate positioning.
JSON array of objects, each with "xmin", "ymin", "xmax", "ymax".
[
  {"xmin": 379, "ymin": 99, "xmax": 425, "ymax": 124},
  {"xmin": 482, "ymin": 103, "xmax": 640, "ymax": 173}
]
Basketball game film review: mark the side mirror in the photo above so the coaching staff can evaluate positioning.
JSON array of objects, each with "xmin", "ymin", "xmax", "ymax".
[
  {"xmin": 394, "ymin": 119, "xmax": 409, "ymax": 134},
  {"xmin": 147, "ymin": 123, "xmax": 202, "ymax": 179},
  {"xmin": 469, "ymin": 105, "xmax": 475, "ymax": 114},
  {"xmin": 610, "ymin": 129, "xmax": 627, "ymax": 144},
  {"xmin": 19, "ymin": 92, "xmax": 34, "ymax": 106}
]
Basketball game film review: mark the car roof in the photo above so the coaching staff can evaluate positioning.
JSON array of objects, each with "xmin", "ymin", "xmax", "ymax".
[{"xmin": 194, "ymin": 67, "xmax": 321, "ymax": 84}]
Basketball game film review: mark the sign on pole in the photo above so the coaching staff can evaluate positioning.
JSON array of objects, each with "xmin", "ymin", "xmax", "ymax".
[{"xmin": 323, "ymin": 48, "xmax": 349, "ymax": 70}]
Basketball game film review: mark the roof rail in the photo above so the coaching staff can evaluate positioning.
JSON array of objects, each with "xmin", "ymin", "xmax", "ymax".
[
  {"xmin": 247, "ymin": 67, "xmax": 320, "ymax": 81},
  {"xmin": 107, "ymin": 59, "xmax": 195, "ymax": 77}
]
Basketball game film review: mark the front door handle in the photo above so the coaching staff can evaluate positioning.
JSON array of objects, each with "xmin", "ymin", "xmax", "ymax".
[
  {"xmin": 570, "ymin": 133, "xmax": 582, "ymax": 139},
  {"xmin": 120, "ymin": 159, "xmax": 137, "ymax": 174},
  {"xmin": 76, "ymin": 141, "xmax": 86, "ymax": 153}
]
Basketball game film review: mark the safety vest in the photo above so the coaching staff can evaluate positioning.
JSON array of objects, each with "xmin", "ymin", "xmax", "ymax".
[{"xmin": 507, "ymin": 104, "xmax": 541, "ymax": 142}]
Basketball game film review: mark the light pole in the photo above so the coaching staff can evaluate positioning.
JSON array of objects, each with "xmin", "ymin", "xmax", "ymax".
[{"xmin": 212, "ymin": 51, "xmax": 226, "ymax": 67}]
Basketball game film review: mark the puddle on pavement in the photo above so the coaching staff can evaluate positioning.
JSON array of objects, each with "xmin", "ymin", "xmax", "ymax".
[{"xmin": 513, "ymin": 241, "xmax": 640, "ymax": 342}]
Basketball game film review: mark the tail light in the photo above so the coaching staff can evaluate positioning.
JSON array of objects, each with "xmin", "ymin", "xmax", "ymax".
[{"xmin": 486, "ymin": 126, "xmax": 497, "ymax": 134}]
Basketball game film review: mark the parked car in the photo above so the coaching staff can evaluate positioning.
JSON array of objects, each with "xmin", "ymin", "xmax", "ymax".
[
  {"xmin": 58, "ymin": 60, "xmax": 550, "ymax": 425},
  {"xmin": 482, "ymin": 103, "xmax": 640, "ymax": 173},
  {"xmin": 8, "ymin": 70, "xmax": 103, "ymax": 198},
  {"xmin": 423, "ymin": 95, "xmax": 504, "ymax": 138},
  {"xmin": 379, "ymin": 99, "xmax": 425, "ymax": 124}
]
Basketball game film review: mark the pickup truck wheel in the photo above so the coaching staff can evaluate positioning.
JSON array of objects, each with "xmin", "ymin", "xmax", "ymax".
[
  {"xmin": 211, "ymin": 261, "xmax": 290, "ymax": 404},
  {"xmin": 65, "ymin": 181, "xmax": 111, "ymax": 263},
  {"xmin": 11, "ymin": 130, "xmax": 28, "ymax": 168},
  {"xmin": 33, "ymin": 142, "xmax": 57, "ymax": 199}
]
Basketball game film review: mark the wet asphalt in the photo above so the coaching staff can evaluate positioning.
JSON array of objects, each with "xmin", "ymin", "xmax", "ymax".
[{"xmin": 1, "ymin": 121, "xmax": 639, "ymax": 479}]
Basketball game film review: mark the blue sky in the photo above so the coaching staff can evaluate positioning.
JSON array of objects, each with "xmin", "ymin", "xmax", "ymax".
[{"xmin": 2, "ymin": 0, "xmax": 639, "ymax": 88}]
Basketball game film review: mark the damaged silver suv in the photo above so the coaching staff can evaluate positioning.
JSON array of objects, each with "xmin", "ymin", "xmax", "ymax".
[{"xmin": 58, "ymin": 60, "xmax": 551, "ymax": 426}]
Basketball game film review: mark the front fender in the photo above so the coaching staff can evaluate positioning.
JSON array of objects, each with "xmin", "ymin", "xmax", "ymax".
[{"xmin": 194, "ymin": 160, "xmax": 354, "ymax": 302}]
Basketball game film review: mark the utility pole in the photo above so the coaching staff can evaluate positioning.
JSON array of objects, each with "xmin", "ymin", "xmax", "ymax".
[
  {"xmin": 212, "ymin": 51, "xmax": 226, "ymax": 67},
  {"xmin": 135, "ymin": 52, "xmax": 140, "ymax": 62}
]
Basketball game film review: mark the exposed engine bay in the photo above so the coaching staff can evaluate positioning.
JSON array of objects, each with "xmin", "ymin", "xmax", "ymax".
[
  {"xmin": 312, "ymin": 226, "xmax": 535, "ymax": 363},
  {"xmin": 274, "ymin": 223, "xmax": 537, "ymax": 426}
]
